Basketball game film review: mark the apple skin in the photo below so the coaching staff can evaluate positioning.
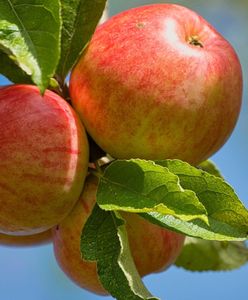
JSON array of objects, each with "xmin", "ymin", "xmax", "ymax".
[
  {"xmin": 70, "ymin": 3, "xmax": 242, "ymax": 165},
  {"xmin": 0, "ymin": 230, "xmax": 51, "ymax": 247},
  {"xmin": 0, "ymin": 85, "xmax": 89, "ymax": 235},
  {"xmin": 52, "ymin": 175, "xmax": 185, "ymax": 295}
]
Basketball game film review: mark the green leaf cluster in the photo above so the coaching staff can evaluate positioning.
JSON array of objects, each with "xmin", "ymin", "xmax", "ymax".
[
  {"xmin": 0, "ymin": 0, "xmax": 106, "ymax": 92},
  {"xmin": 82, "ymin": 158, "xmax": 248, "ymax": 300},
  {"xmin": 98, "ymin": 159, "xmax": 248, "ymax": 241}
]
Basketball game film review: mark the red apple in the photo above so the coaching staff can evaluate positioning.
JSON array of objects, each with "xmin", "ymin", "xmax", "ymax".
[
  {"xmin": 0, "ymin": 230, "xmax": 52, "ymax": 247},
  {"xmin": 0, "ymin": 85, "xmax": 89, "ymax": 235},
  {"xmin": 70, "ymin": 3, "xmax": 242, "ymax": 165},
  {"xmin": 52, "ymin": 175, "xmax": 185, "ymax": 295}
]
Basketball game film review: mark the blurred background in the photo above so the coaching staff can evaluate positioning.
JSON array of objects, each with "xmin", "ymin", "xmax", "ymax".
[{"xmin": 0, "ymin": 0, "xmax": 247, "ymax": 299}]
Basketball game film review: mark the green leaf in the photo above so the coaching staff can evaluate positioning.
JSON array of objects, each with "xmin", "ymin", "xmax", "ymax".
[
  {"xmin": 0, "ymin": 50, "xmax": 31, "ymax": 84},
  {"xmin": 140, "ymin": 159, "xmax": 248, "ymax": 241},
  {"xmin": 156, "ymin": 159, "xmax": 248, "ymax": 232},
  {"xmin": 0, "ymin": 0, "xmax": 61, "ymax": 92},
  {"xmin": 198, "ymin": 160, "xmax": 223, "ymax": 178},
  {"xmin": 57, "ymin": 0, "xmax": 107, "ymax": 79},
  {"xmin": 81, "ymin": 204, "xmax": 158, "ymax": 300},
  {"xmin": 97, "ymin": 159, "xmax": 208, "ymax": 224},
  {"xmin": 175, "ymin": 237, "xmax": 248, "ymax": 271},
  {"xmin": 142, "ymin": 212, "xmax": 247, "ymax": 241}
]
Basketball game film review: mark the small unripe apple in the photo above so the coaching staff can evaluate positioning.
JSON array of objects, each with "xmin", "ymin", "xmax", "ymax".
[
  {"xmin": 0, "ymin": 230, "xmax": 51, "ymax": 247},
  {"xmin": 70, "ymin": 4, "xmax": 242, "ymax": 165},
  {"xmin": 0, "ymin": 85, "xmax": 89, "ymax": 235},
  {"xmin": 52, "ymin": 175, "xmax": 185, "ymax": 295}
]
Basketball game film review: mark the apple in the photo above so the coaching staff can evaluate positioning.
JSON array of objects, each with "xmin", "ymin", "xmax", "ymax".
[
  {"xmin": 0, "ymin": 85, "xmax": 89, "ymax": 235},
  {"xmin": 0, "ymin": 230, "xmax": 51, "ymax": 247},
  {"xmin": 70, "ymin": 3, "xmax": 242, "ymax": 165},
  {"xmin": 52, "ymin": 175, "xmax": 185, "ymax": 295}
]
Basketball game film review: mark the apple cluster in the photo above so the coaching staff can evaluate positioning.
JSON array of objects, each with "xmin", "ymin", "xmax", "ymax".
[{"xmin": 0, "ymin": 3, "xmax": 242, "ymax": 296}]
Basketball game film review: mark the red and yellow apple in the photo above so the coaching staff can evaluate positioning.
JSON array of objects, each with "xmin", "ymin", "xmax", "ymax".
[
  {"xmin": 0, "ymin": 230, "xmax": 52, "ymax": 247},
  {"xmin": 70, "ymin": 4, "xmax": 242, "ymax": 165},
  {"xmin": 52, "ymin": 175, "xmax": 185, "ymax": 295},
  {"xmin": 0, "ymin": 85, "xmax": 89, "ymax": 235}
]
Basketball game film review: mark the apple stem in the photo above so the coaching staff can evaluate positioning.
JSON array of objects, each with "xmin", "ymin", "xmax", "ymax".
[
  {"xmin": 88, "ymin": 167, "xmax": 102, "ymax": 178},
  {"xmin": 94, "ymin": 160, "xmax": 104, "ymax": 175},
  {"xmin": 51, "ymin": 75, "xmax": 71, "ymax": 104},
  {"xmin": 188, "ymin": 35, "xmax": 203, "ymax": 48}
]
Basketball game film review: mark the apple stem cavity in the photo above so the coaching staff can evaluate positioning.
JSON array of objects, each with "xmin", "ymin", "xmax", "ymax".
[{"xmin": 188, "ymin": 35, "xmax": 203, "ymax": 48}]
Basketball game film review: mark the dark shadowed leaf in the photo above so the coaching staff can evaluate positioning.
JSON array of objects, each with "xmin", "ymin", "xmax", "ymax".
[
  {"xmin": 57, "ymin": 0, "xmax": 107, "ymax": 79},
  {"xmin": 0, "ymin": 50, "xmax": 31, "ymax": 84}
]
